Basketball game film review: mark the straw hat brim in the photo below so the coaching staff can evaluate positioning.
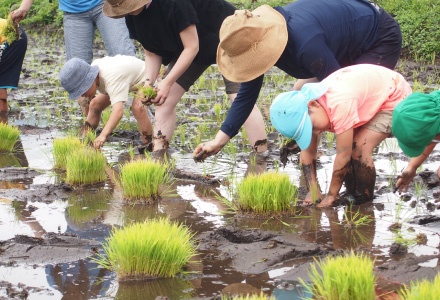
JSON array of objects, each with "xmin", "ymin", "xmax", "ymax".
[
  {"xmin": 217, "ymin": 6, "xmax": 288, "ymax": 83},
  {"xmin": 103, "ymin": 0, "xmax": 150, "ymax": 18}
]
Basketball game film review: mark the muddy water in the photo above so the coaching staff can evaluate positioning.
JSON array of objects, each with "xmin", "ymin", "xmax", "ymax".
[{"xmin": 0, "ymin": 32, "xmax": 440, "ymax": 299}]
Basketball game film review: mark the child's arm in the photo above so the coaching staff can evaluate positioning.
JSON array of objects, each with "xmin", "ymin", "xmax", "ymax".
[
  {"xmin": 319, "ymin": 128, "xmax": 353, "ymax": 207},
  {"xmin": 300, "ymin": 133, "xmax": 321, "ymax": 203},
  {"xmin": 395, "ymin": 142, "xmax": 437, "ymax": 194},
  {"xmin": 94, "ymin": 102, "xmax": 124, "ymax": 149},
  {"xmin": 10, "ymin": 0, "xmax": 34, "ymax": 23}
]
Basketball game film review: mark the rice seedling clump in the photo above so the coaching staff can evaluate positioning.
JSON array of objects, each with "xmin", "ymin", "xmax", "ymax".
[
  {"xmin": 221, "ymin": 292, "xmax": 275, "ymax": 300},
  {"xmin": 52, "ymin": 136, "xmax": 85, "ymax": 169},
  {"xmin": 399, "ymin": 272, "xmax": 440, "ymax": 300},
  {"xmin": 137, "ymin": 85, "xmax": 157, "ymax": 105},
  {"xmin": 301, "ymin": 250, "xmax": 376, "ymax": 300},
  {"xmin": 0, "ymin": 15, "xmax": 20, "ymax": 45},
  {"xmin": 119, "ymin": 158, "xmax": 172, "ymax": 201},
  {"xmin": 66, "ymin": 147, "xmax": 106, "ymax": 185},
  {"xmin": 236, "ymin": 172, "xmax": 298, "ymax": 214},
  {"xmin": 0, "ymin": 123, "xmax": 20, "ymax": 152},
  {"xmin": 93, "ymin": 218, "xmax": 198, "ymax": 281}
]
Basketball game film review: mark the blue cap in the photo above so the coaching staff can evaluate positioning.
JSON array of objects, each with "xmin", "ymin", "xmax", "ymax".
[
  {"xmin": 270, "ymin": 82, "xmax": 328, "ymax": 150},
  {"xmin": 59, "ymin": 58, "xmax": 99, "ymax": 100}
]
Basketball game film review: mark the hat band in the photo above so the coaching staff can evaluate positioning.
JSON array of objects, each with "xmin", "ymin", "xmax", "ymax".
[{"xmin": 292, "ymin": 111, "xmax": 307, "ymax": 140}]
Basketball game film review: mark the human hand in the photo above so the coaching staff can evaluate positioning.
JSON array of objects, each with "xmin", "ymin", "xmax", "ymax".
[
  {"xmin": 317, "ymin": 194, "xmax": 337, "ymax": 207},
  {"xmin": 193, "ymin": 140, "xmax": 223, "ymax": 162},
  {"xmin": 94, "ymin": 134, "xmax": 107, "ymax": 150},
  {"xmin": 394, "ymin": 168, "xmax": 416, "ymax": 194},
  {"xmin": 151, "ymin": 79, "xmax": 171, "ymax": 106},
  {"xmin": 10, "ymin": 9, "xmax": 28, "ymax": 24}
]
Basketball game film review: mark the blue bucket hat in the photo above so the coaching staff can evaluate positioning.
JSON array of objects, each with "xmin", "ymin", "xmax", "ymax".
[
  {"xmin": 59, "ymin": 58, "xmax": 99, "ymax": 100},
  {"xmin": 270, "ymin": 82, "xmax": 328, "ymax": 150}
]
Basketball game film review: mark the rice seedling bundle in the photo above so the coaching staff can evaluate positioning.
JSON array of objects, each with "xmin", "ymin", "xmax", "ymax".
[
  {"xmin": 119, "ymin": 158, "xmax": 171, "ymax": 200},
  {"xmin": 93, "ymin": 218, "xmax": 198, "ymax": 280},
  {"xmin": 66, "ymin": 148, "xmax": 106, "ymax": 184},
  {"xmin": 399, "ymin": 272, "xmax": 440, "ymax": 300},
  {"xmin": 52, "ymin": 136, "xmax": 85, "ymax": 169},
  {"xmin": 0, "ymin": 16, "xmax": 20, "ymax": 45},
  {"xmin": 237, "ymin": 172, "xmax": 298, "ymax": 214},
  {"xmin": 301, "ymin": 250, "xmax": 376, "ymax": 300},
  {"xmin": 0, "ymin": 123, "xmax": 20, "ymax": 152}
]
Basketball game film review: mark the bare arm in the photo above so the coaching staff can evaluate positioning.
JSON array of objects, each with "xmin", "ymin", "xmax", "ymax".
[
  {"xmin": 395, "ymin": 142, "xmax": 437, "ymax": 193},
  {"xmin": 94, "ymin": 102, "xmax": 124, "ymax": 149},
  {"xmin": 153, "ymin": 24, "xmax": 199, "ymax": 105},
  {"xmin": 143, "ymin": 49, "xmax": 162, "ymax": 88},
  {"xmin": 10, "ymin": 0, "xmax": 35, "ymax": 23},
  {"xmin": 319, "ymin": 129, "xmax": 353, "ymax": 207}
]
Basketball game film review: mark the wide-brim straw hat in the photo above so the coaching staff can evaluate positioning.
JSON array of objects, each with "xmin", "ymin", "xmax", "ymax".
[
  {"xmin": 217, "ymin": 5, "xmax": 288, "ymax": 83},
  {"xmin": 103, "ymin": 0, "xmax": 151, "ymax": 18}
]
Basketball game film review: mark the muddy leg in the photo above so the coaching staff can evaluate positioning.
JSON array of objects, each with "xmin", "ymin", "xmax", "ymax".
[
  {"xmin": 132, "ymin": 97, "xmax": 153, "ymax": 145},
  {"xmin": 228, "ymin": 93, "xmax": 267, "ymax": 152},
  {"xmin": 0, "ymin": 88, "xmax": 7, "ymax": 112},
  {"xmin": 351, "ymin": 159, "xmax": 376, "ymax": 204},
  {"xmin": 77, "ymin": 96, "xmax": 90, "ymax": 116}
]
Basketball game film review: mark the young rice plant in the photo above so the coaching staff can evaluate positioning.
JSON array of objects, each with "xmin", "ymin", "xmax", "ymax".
[
  {"xmin": 0, "ymin": 122, "xmax": 20, "ymax": 152},
  {"xmin": 93, "ymin": 218, "xmax": 198, "ymax": 280},
  {"xmin": 221, "ymin": 292, "xmax": 275, "ymax": 300},
  {"xmin": 52, "ymin": 136, "xmax": 85, "ymax": 169},
  {"xmin": 66, "ymin": 147, "xmax": 106, "ymax": 184},
  {"xmin": 300, "ymin": 250, "xmax": 376, "ymax": 300},
  {"xmin": 399, "ymin": 272, "xmax": 440, "ymax": 300},
  {"xmin": 119, "ymin": 157, "xmax": 172, "ymax": 201},
  {"xmin": 236, "ymin": 172, "xmax": 298, "ymax": 214}
]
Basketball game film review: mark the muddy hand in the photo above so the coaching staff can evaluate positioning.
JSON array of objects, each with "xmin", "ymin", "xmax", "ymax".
[
  {"xmin": 394, "ymin": 170, "xmax": 415, "ymax": 194},
  {"xmin": 10, "ymin": 9, "xmax": 28, "ymax": 24},
  {"xmin": 193, "ymin": 150, "xmax": 207, "ymax": 163}
]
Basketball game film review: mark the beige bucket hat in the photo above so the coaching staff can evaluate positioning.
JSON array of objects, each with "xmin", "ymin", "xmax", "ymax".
[
  {"xmin": 103, "ymin": 0, "xmax": 151, "ymax": 18},
  {"xmin": 217, "ymin": 5, "xmax": 288, "ymax": 83}
]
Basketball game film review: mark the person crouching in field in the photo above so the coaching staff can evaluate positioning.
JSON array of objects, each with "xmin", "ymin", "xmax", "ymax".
[
  {"xmin": 59, "ymin": 56, "xmax": 152, "ymax": 150},
  {"xmin": 270, "ymin": 64, "xmax": 412, "ymax": 207},
  {"xmin": 392, "ymin": 90, "xmax": 440, "ymax": 194}
]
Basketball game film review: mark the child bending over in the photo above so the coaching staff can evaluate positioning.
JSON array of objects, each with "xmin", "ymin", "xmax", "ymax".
[
  {"xmin": 270, "ymin": 64, "xmax": 411, "ymax": 207},
  {"xmin": 59, "ymin": 55, "xmax": 152, "ymax": 149}
]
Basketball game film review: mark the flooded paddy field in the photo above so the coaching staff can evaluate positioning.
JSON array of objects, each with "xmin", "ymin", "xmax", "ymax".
[{"xmin": 1, "ymin": 31, "xmax": 440, "ymax": 300}]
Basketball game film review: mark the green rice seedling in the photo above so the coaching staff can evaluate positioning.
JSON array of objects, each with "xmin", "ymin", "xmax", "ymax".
[
  {"xmin": 136, "ymin": 84, "xmax": 157, "ymax": 105},
  {"xmin": 0, "ymin": 15, "xmax": 20, "ymax": 45},
  {"xmin": 52, "ymin": 136, "xmax": 85, "ymax": 169},
  {"xmin": 93, "ymin": 218, "xmax": 199, "ymax": 280},
  {"xmin": 83, "ymin": 129, "xmax": 96, "ymax": 146},
  {"xmin": 0, "ymin": 123, "xmax": 20, "ymax": 152},
  {"xmin": 339, "ymin": 205, "xmax": 374, "ymax": 229},
  {"xmin": 221, "ymin": 292, "xmax": 275, "ymax": 300},
  {"xmin": 399, "ymin": 272, "xmax": 440, "ymax": 300},
  {"xmin": 300, "ymin": 250, "xmax": 376, "ymax": 300},
  {"xmin": 236, "ymin": 172, "xmax": 298, "ymax": 214},
  {"xmin": 119, "ymin": 157, "xmax": 173, "ymax": 201},
  {"xmin": 214, "ymin": 103, "xmax": 222, "ymax": 123},
  {"xmin": 66, "ymin": 147, "xmax": 107, "ymax": 185}
]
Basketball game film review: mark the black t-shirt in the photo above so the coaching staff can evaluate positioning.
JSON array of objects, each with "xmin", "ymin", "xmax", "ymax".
[{"xmin": 125, "ymin": 0, "xmax": 236, "ymax": 65}]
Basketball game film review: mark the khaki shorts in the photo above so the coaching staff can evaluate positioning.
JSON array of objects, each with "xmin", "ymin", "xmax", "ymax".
[
  {"xmin": 164, "ymin": 59, "xmax": 241, "ymax": 94},
  {"xmin": 362, "ymin": 110, "xmax": 393, "ymax": 135}
]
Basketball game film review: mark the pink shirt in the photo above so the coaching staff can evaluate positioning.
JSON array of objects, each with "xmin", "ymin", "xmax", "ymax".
[{"xmin": 318, "ymin": 64, "xmax": 412, "ymax": 134}]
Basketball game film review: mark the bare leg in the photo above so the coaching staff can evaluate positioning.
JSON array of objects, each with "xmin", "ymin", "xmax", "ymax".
[
  {"xmin": 132, "ymin": 98, "xmax": 153, "ymax": 145},
  {"xmin": 228, "ymin": 93, "xmax": 267, "ymax": 152},
  {"xmin": 0, "ymin": 88, "xmax": 7, "ymax": 112},
  {"xmin": 152, "ymin": 83, "xmax": 185, "ymax": 151},
  {"xmin": 351, "ymin": 128, "xmax": 389, "ymax": 203}
]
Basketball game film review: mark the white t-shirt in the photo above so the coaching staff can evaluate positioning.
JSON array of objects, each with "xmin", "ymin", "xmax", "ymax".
[{"xmin": 91, "ymin": 55, "xmax": 145, "ymax": 106}]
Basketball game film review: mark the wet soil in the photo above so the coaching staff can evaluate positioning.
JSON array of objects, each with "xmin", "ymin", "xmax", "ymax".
[{"xmin": 0, "ymin": 31, "xmax": 439, "ymax": 299}]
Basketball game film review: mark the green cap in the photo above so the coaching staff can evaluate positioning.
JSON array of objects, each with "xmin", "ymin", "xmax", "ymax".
[{"xmin": 392, "ymin": 90, "xmax": 440, "ymax": 157}]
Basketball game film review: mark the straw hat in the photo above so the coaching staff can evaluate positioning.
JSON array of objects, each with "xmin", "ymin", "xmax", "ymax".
[
  {"xmin": 103, "ymin": 0, "xmax": 151, "ymax": 18},
  {"xmin": 217, "ymin": 5, "xmax": 288, "ymax": 83}
]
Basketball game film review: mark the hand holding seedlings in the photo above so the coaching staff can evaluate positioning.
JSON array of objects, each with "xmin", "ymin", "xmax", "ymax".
[
  {"xmin": 193, "ymin": 132, "xmax": 230, "ymax": 162},
  {"xmin": 94, "ymin": 134, "xmax": 107, "ymax": 150},
  {"xmin": 151, "ymin": 79, "xmax": 172, "ymax": 106},
  {"xmin": 394, "ymin": 168, "xmax": 417, "ymax": 194},
  {"xmin": 137, "ymin": 84, "xmax": 157, "ymax": 106}
]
